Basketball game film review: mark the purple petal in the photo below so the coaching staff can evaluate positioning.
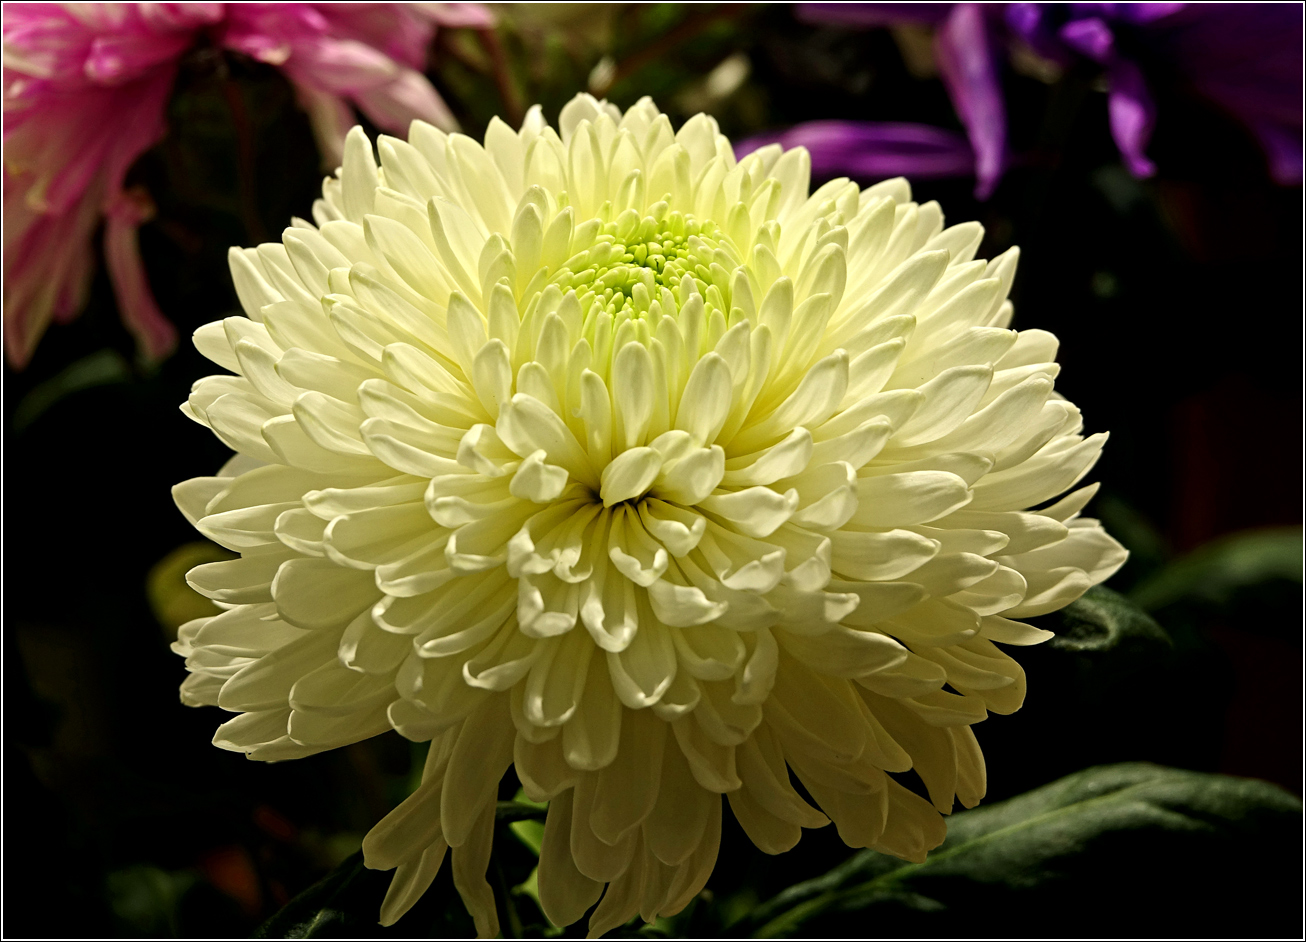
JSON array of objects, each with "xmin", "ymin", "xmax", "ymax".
[
  {"xmin": 1105, "ymin": 58, "xmax": 1157, "ymax": 178},
  {"xmin": 1004, "ymin": 3, "xmax": 1074, "ymax": 65},
  {"xmin": 735, "ymin": 121, "xmax": 974, "ymax": 181},
  {"xmin": 1246, "ymin": 120, "xmax": 1303, "ymax": 186},
  {"xmin": 1148, "ymin": 4, "xmax": 1301, "ymax": 185},
  {"xmin": 1059, "ymin": 17, "xmax": 1116, "ymax": 63},
  {"xmin": 1004, "ymin": 2, "xmax": 1047, "ymax": 40},
  {"xmin": 935, "ymin": 3, "xmax": 1006, "ymax": 198}
]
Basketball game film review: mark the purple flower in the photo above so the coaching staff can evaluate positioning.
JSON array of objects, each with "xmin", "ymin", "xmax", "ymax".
[
  {"xmin": 2, "ymin": 3, "xmax": 493, "ymax": 369},
  {"xmin": 935, "ymin": 4, "xmax": 1008, "ymax": 197},
  {"xmin": 776, "ymin": 3, "xmax": 1301, "ymax": 198},
  {"xmin": 1004, "ymin": 3, "xmax": 1303, "ymax": 183},
  {"xmin": 1145, "ymin": 4, "xmax": 1303, "ymax": 185},
  {"xmin": 735, "ymin": 121, "xmax": 975, "ymax": 180}
]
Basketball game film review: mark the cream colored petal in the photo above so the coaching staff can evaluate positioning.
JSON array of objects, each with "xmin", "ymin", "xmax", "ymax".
[
  {"xmin": 766, "ymin": 653, "xmax": 867, "ymax": 766},
  {"xmin": 451, "ymin": 799, "xmax": 500, "ymax": 938},
  {"xmin": 217, "ymin": 622, "xmax": 342, "ymax": 713},
  {"xmin": 439, "ymin": 698, "xmax": 515, "ymax": 847},
  {"xmin": 538, "ymin": 791, "xmax": 604, "ymax": 927},
  {"xmin": 868, "ymin": 777, "xmax": 947, "ymax": 862},
  {"xmin": 698, "ymin": 485, "xmax": 798, "ymax": 539},
  {"xmin": 778, "ymin": 624, "xmax": 908, "ymax": 680},
  {"xmin": 590, "ymin": 709, "xmax": 666, "ymax": 844},
  {"xmin": 271, "ymin": 557, "xmax": 377, "ymax": 630},
  {"xmin": 642, "ymin": 744, "xmax": 714, "ymax": 866},
  {"xmin": 829, "ymin": 528, "xmax": 939, "ymax": 582},
  {"xmin": 561, "ymin": 652, "xmax": 622, "ymax": 770},
  {"xmin": 585, "ymin": 850, "xmax": 644, "ymax": 939},
  {"xmin": 379, "ymin": 839, "xmax": 448, "ymax": 927},
  {"xmin": 570, "ymin": 775, "xmax": 638, "ymax": 882},
  {"xmin": 891, "ymin": 364, "xmax": 993, "ymax": 447},
  {"xmin": 969, "ymin": 433, "xmax": 1106, "ymax": 511},
  {"xmin": 655, "ymin": 798, "xmax": 721, "ymax": 920}
]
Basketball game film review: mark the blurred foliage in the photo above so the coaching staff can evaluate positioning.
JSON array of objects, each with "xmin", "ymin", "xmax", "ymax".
[
  {"xmin": 4, "ymin": 4, "xmax": 1300, "ymax": 938},
  {"xmin": 11, "ymin": 349, "xmax": 133, "ymax": 432},
  {"xmin": 1131, "ymin": 527, "xmax": 1303, "ymax": 616},
  {"xmin": 726, "ymin": 763, "xmax": 1303, "ymax": 939}
]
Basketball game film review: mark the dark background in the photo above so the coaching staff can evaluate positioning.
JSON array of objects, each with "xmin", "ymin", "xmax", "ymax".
[{"xmin": 5, "ymin": 5, "xmax": 1301, "ymax": 937}]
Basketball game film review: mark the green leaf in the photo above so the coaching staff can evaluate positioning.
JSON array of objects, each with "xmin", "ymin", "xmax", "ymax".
[
  {"xmin": 1092, "ymin": 492, "xmax": 1169, "ymax": 583},
  {"xmin": 505, "ymin": 788, "xmax": 548, "ymax": 855},
  {"xmin": 256, "ymin": 804, "xmax": 552, "ymax": 939},
  {"xmin": 497, "ymin": 798, "xmax": 549, "ymax": 823},
  {"xmin": 510, "ymin": 819, "xmax": 546, "ymax": 856},
  {"xmin": 253, "ymin": 851, "xmax": 475, "ymax": 939},
  {"xmin": 952, "ymin": 585, "xmax": 1225, "ymax": 805},
  {"xmin": 11, "ymin": 349, "xmax": 132, "ymax": 432},
  {"xmin": 106, "ymin": 865, "xmax": 198, "ymax": 936},
  {"xmin": 253, "ymin": 852, "xmax": 384, "ymax": 939},
  {"xmin": 1129, "ymin": 527, "xmax": 1303, "ymax": 612},
  {"xmin": 733, "ymin": 763, "xmax": 1302, "ymax": 939},
  {"xmin": 1042, "ymin": 584, "xmax": 1172, "ymax": 653}
]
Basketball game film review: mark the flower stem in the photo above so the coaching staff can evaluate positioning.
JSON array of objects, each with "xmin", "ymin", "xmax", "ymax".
[
  {"xmin": 493, "ymin": 849, "xmax": 524, "ymax": 938},
  {"xmin": 219, "ymin": 72, "xmax": 269, "ymax": 246},
  {"xmin": 476, "ymin": 27, "xmax": 525, "ymax": 128},
  {"xmin": 590, "ymin": 4, "xmax": 749, "ymax": 98}
]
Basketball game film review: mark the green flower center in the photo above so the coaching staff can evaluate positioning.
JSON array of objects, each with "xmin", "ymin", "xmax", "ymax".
[{"xmin": 559, "ymin": 211, "xmax": 725, "ymax": 318}]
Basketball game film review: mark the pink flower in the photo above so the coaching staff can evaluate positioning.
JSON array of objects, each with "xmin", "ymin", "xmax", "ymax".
[
  {"xmin": 3, "ymin": 3, "xmax": 216, "ymax": 368},
  {"xmin": 2, "ymin": 3, "xmax": 491, "ymax": 369},
  {"xmin": 220, "ymin": 3, "xmax": 493, "ymax": 167}
]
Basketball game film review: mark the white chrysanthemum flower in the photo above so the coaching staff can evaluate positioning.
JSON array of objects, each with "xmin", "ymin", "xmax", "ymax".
[{"xmin": 173, "ymin": 94, "xmax": 1126, "ymax": 936}]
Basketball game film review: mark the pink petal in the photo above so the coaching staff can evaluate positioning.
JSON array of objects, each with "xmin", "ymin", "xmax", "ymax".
[
  {"xmin": 103, "ymin": 187, "xmax": 177, "ymax": 363},
  {"xmin": 422, "ymin": 3, "xmax": 497, "ymax": 30},
  {"xmin": 5, "ymin": 61, "xmax": 176, "ymax": 216},
  {"xmin": 221, "ymin": 5, "xmax": 323, "ymax": 65},
  {"xmin": 3, "ymin": 178, "xmax": 101, "ymax": 368},
  {"xmin": 284, "ymin": 37, "xmax": 400, "ymax": 93},
  {"xmin": 137, "ymin": 4, "xmax": 225, "ymax": 32},
  {"xmin": 85, "ymin": 30, "xmax": 194, "ymax": 84},
  {"xmin": 352, "ymin": 68, "xmax": 458, "ymax": 135},
  {"xmin": 309, "ymin": 4, "xmax": 436, "ymax": 68}
]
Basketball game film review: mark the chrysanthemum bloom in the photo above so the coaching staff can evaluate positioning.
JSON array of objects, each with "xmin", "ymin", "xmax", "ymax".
[
  {"xmin": 2, "ymin": 2, "xmax": 491, "ymax": 368},
  {"xmin": 173, "ymin": 94, "xmax": 1126, "ymax": 936}
]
